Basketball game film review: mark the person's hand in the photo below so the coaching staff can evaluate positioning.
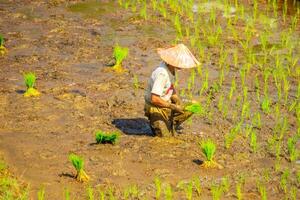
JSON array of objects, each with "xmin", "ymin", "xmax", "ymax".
[
  {"xmin": 171, "ymin": 95, "xmax": 182, "ymax": 106},
  {"xmin": 169, "ymin": 103, "xmax": 184, "ymax": 114}
]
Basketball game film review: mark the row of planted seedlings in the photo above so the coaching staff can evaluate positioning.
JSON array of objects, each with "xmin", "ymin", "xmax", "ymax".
[{"xmin": 117, "ymin": 0, "xmax": 300, "ymax": 198}]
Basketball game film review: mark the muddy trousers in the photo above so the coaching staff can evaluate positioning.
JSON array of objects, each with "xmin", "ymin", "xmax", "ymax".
[{"xmin": 144, "ymin": 103, "xmax": 193, "ymax": 137}]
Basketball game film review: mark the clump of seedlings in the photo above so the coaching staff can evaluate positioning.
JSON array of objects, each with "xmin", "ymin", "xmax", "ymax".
[
  {"xmin": 185, "ymin": 102, "xmax": 205, "ymax": 115},
  {"xmin": 0, "ymin": 34, "xmax": 7, "ymax": 55},
  {"xmin": 112, "ymin": 44, "xmax": 128, "ymax": 73},
  {"xmin": 95, "ymin": 131, "xmax": 118, "ymax": 144},
  {"xmin": 199, "ymin": 139, "xmax": 222, "ymax": 169},
  {"xmin": 23, "ymin": 72, "xmax": 40, "ymax": 97},
  {"xmin": 69, "ymin": 153, "xmax": 90, "ymax": 182}
]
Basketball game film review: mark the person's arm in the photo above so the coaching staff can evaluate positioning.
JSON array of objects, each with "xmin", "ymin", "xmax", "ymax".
[{"xmin": 151, "ymin": 93, "xmax": 184, "ymax": 113}]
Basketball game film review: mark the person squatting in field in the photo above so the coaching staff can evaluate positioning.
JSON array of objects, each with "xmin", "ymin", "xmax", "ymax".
[{"xmin": 144, "ymin": 44, "xmax": 200, "ymax": 137}]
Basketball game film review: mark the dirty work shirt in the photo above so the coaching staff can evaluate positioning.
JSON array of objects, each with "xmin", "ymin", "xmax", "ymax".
[{"xmin": 145, "ymin": 62, "xmax": 175, "ymax": 104}]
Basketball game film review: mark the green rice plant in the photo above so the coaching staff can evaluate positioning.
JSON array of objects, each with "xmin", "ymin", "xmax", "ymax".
[
  {"xmin": 164, "ymin": 183, "xmax": 172, "ymax": 200},
  {"xmin": 221, "ymin": 176, "xmax": 230, "ymax": 193},
  {"xmin": 192, "ymin": 177, "xmax": 201, "ymax": 196},
  {"xmin": 199, "ymin": 139, "xmax": 222, "ymax": 168},
  {"xmin": 87, "ymin": 186, "xmax": 94, "ymax": 200},
  {"xmin": 108, "ymin": 186, "xmax": 116, "ymax": 200},
  {"xmin": 225, "ymin": 122, "xmax": 242, "ymax": 149},
  {"xmin": 112, "ymin": 44, "xmax": 128, "ymax": 72},
  {"xmin": 252, "ymin": 112, "xmax": 261, "ymax": 129},
  {"xmin": 0, "ymin": 34, "xmax": 7, "ymax": 56},
  {"xmin": 272, "ymin": 0, "xmax": 278, "ymax": 18},
  {"xmin": 289, "ymin": 186, "xmax": 297, "ymax": 200},
  {"xmin": 228, "ymin": 78, "xmax": 236, "ymax": 101},
  {"xmin": 209, "ymin": 7, "xmax": 216, "ymax": 26},
  {"xmin": 254, "ymin": 74, "xmax": 261, "ymax": 99},
  {"xmin": 124, "ymin": 184, "xmax": 139, "ymax": 200},
  {"xmin": 37, "ymin": 186, "xmax": 45, "ymax": 200},
  {"xmin": 184, "ymin": 102, "xmax": 205, "ymax": 115},
  {"xmin": 283, "ymin": 75, "xmax": 290, "ymax": 104},
  {"xmin": 250, "ymin": 130, "xmax": 257, "ymax": 153},
  {"xmin": 98, "ymin": 188, "xmax": 105, "ymax": 200},
  {"xmin": 280, "ymin": 169, "xmax": 290, "ymax": 193},
  {"xmin": 140, "ymin": 2, "xmax": 147, "ymax": 20},
  {"xmin": 239, "ymin": 68, "xmax": 246, "ymax": 87},
  {"xmin": 257, "ymin": 181, "xmax": 267, "ymax": 200},
  {"xmin": 241, "ymin": 101, "xmax": 250, "ymax": 120},
  {"xmin": 217, "ymin": 95, "xmax": 224, "ymax": 112},
  {"xmin": 68, "ymin": 153, "xmax": 89, "ymax": 182},
  {"xmin": 219, "ymin": 68, "xmax": 224, "ymax": 86},
  {"xmin": 291, "ymin": 14, "xmax": 298, "ymax": 32},
  {"xmin": 95, "ymin": 131, "xmax": 118, "ymax": 144},
  {"xmin": 282, "ymin": 0, "xmax": 288, "ymax": 23},
  {"xmin": 236, "ymin": 174, "xmax": 245, "ymax": 200},
  {"xmin": 211, "ymin": 182, "xmax": 223, "ymax": 200},
  {"xmin": 154, "ymin": 177, "xmax": 162, "ymax": 199},
  {"xmin": 23, "ymin": 72, "xmax": 40, "ymax": 97},
  {"xmin": 64, "ymin": 188, "xmax": 70, "ymax": 200},
  {"xmin": 177, "ymin": 181, "xmax": 193, "ymax": 200},
  {"xmin": 259, "ymin": 31, "xmax": 269, "ymax": 52},
  {"xmin": 133, "ymin": 74, "xmax": 139, "ymax": 90},
  {"xmin": 279, "ymin": 116, "xmax": 289, "ymax": 140},
  {"xmin": 261, "ymin": 95, "xmax": 271, "ymax": 114},
  {"xmin": 174, "ymin": 14, "xmax": 182, "ymax": 38},
  {"xmin": 287, "ymin": 136, "xmax": 299, "ymax": 162},
  {"xmin": 200, "ymin": 70, "xmax": 209, "ymax": 95},
  {"xmin": 297, "ymin": 170, "xmax": 300, "ymax": 185}
]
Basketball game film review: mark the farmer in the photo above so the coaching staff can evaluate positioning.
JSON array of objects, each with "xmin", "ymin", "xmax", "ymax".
[{"xmin": 144, "ymin": 44, "xmax": 200, "ymax": 137}]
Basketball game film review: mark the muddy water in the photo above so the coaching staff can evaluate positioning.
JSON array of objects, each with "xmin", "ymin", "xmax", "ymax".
[{"xmin": 0, "ymin": 0, "xmax": 299, "ymax": 199}]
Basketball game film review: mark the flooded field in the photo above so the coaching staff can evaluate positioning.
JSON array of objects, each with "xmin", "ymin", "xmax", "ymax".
[{"xmin": 0, "ymin": 0, "xmax": 299, "ymax": 199}]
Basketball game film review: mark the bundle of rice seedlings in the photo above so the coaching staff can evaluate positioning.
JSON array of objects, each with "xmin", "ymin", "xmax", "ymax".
[
  {"xmin": 199, "ymin": 139, "xmax": 223, "ymax": 169},
  {"xmin": 23, "ymin": 72, "xmax": 40, "ymax": 97},
  {"xmin": 95, "ymin": 131, "xmax": 118, "ymax": 144},
  {"xmin": 69, "ymin": 154, "xmax": 89, "ymax": 182},
  {"xmin": 184, "ymin": 102, "xmax": 205, "ymax": 115},
  {"xmin": 112, "ymin": 44, "xmax": 128, "ymax": 73},
  {"xmin": 0, "ymin": 34, "xmax": 7, "ymax": 55}
]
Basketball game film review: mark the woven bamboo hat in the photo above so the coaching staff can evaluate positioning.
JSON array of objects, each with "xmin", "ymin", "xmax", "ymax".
[{"xmin": 157, "ymin": 44, "xmax": 200, "ymax": 69}]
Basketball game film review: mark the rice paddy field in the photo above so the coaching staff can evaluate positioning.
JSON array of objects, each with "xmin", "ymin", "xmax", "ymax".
[{"xmin": 0, "ymin": 0, "xmax": 299, "ymax": 199}]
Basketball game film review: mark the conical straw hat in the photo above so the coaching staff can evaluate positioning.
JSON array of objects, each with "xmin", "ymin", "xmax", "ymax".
[{"xmin": 157, "ymin": 44, "xmax": 200, "ymax": 69}]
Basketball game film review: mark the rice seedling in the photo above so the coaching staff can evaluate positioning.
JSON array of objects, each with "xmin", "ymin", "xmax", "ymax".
[
  {"xmin": 154, "ymin": 177, "xmax": 162, "ymax": 199},
  {"xmin": 108, "ymin": 186, "xmax": 116, "ymax": 200},
  {"xmin": 211, "ymin": 182, "xmax": 223, "ymax": 200},
  {"xmin": 250, "ymin": 130, "xmax": 257, "ymax": 153},
  {"xmin": 133, "ymin": 74, "xmax": 139, "ymax": 90},
  {"xmin": 23, "ymin": 72, "xmax": 40, "ymax": 97},
  {"xmin": 239, "ymin": 68, "xmax": 246, "ymax": 87},
  {"xmin": 174, "ymin": 14, "xmax": 182, "ymax": 38},
  {"xmin": 241, "ymin": 100, "xmax": 250, "ymax": 120},
  {"xmin": 87, "ymin": 186, "xmax": 94, "ymax": 200},
  {"xmin": 0, "ymin": 34, "xmax": 7, "ymax": 56},
  {"xmin": 228, "ymin": 78, "xmax": 236, "ymax": 100},
  {"xmin": 64, "ymin": 188, "xmax": 70, "ymax": 200},
  {"xmin": 287, "ymin": 136, "xmax": 298, "ymax": 162},
  {"xmin": 199, "ymin": 139, "xmax": 222, "ymax": 169},
  {"xmin": 252, "ymin": 112, "xmax": 261, "ymax": 129},
  {"xmin": 97, "ymin": 188, "xmax": 105, "ymax": 200},
  {"xmin": 261, "ymin": 95, "xmax": 271, "ymax": 114},
  {"xmin": 140, "ymin": 2, "xmax": 147, "ymax": 20},
  {"xmin": 184, "ymin": 102, "xmax": 205, "ymax": 115},
  {"xmin": 112, "ymin": 44, "xmax": 128, "ymax": 73},
  {"xmin": 217, "ymin": 94, "xmax": 224, "ymax": 112},
  {"xmin": 37, "ymin": 186, "xmax": 45, "ymax": 200},
  {"xmin": 95, "ymin": 130, "xmax": 118, "ymax": 144},
  {"xmin": 289, "ymin": 186, "xmax": 297, "ymax": 200},
  {"xmin": 236, "ymin": 174, "xmax": 245, "ymax": 200},
  {"xmin": 164, "ymin": 183, "xmax": 172, "ymax": 200},
  {"xmin": 68, "ymin": 153, "xmax": 90, "ymax": 182},
  {"xmin": 124, "ymin": 184, "xmax": 139, "ymax": 200},
  {"xmin": 177, "ymin": 180, "xmax": 193, "ymax": 200},
  {"xmin": 279, "ymin": 169, "xmax": 290, "ymax": 194},
  {"xmin": 200, "ymin": 70, "xmax": 209, "ymax": 95},
  {"xmin": 257, "ymin": 181, "xmax": 267, "ymax": 200},
  {"xmin": 225, "ymin": 122, "xmax": 242, "ymax": 149},
  {"xmin": 192, "ymin": 176, "xmax": 201, "ymax": 196}
]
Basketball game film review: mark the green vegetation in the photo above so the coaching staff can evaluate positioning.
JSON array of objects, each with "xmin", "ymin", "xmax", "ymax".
[
  {"xmin": 184, "ymin": 102, "xmax": 205, "ymax": 115},
  {"xmin": 0, "ymin": 34, "xmax": 7, "ymax": 55},
  {"xmin": 95, "ymin": 131, "xmax": 118, "ymax": 144},
  {"xmin": 23, "ymin": 72, "xmax": 40, "ymax": 97},
  {"xmin": 112, "ymin": 44, "xmax": 128, "ymax": 73},
  {"xmin": 69, "ymin": 154, "xmax": 90, "ymax": 182},
  {"xmin": 199, "ymin": 139, "xmax": 222, "ymax": 169}
]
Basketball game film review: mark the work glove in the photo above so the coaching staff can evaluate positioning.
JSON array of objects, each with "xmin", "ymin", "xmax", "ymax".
[
  {"xmin": 169, "ymin": 103, "xmax": 184, "ymax": 114},
  {"xmin": 171, "ymin": 95, "xmax": 182, "ymax": 106}
]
